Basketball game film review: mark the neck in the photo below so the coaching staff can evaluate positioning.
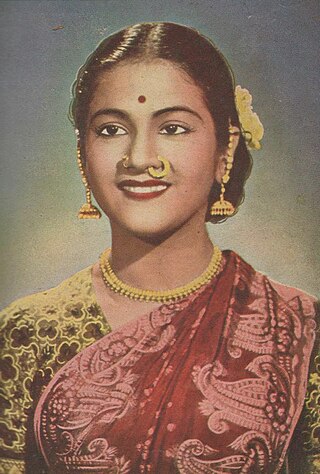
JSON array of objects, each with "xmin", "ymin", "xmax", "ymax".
[{"xmin": 109, "ymin": 217, "xmax": 214, "ymax": 291}]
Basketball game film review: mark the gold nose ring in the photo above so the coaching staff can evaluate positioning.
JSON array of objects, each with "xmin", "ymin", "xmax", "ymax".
[
  {"xmin": 148, "ymin": 157, "xmax": 170, "ymax": 178},
  {"xmin": 122, "ymin": 154, "xmax": 129, "ymax": 168}
]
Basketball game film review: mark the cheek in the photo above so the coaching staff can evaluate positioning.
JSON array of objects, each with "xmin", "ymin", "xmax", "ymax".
[
  {"xmin": 185, "ymin": 166, "xmax": 215, "ymax": 202},
  {"xmin": 177, "ymin": 143, "xmax": 216, "ymax": 190},
  {"xmin": 86, "ymin": 158, "xmax": 110, "ymax": 179},
  {"xmin": 84, "ymin": 143, "xmax": 114, "ymax": 182}
]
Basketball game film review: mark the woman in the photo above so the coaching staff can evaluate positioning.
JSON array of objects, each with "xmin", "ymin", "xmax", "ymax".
[{"xmin": 0, "ymin": 22, "xmax": 318, "ymax": 474}]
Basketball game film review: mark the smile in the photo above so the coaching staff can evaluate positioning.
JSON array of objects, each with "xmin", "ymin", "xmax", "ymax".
[
  {"xmin": 118, "ymin": 179, "xmax": 170, "ymax": 200},
  {"xmin": 123, "ymin": 185, "xmax": 167, "ymax": 193}
]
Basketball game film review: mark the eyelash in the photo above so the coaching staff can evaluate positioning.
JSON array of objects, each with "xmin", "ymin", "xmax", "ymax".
[
  {"xmin": 96, "ymin": 124, "xmax": 127, "ymax": 137},
  {"xmin": 159, "ymin": 124, "xmax": 192, "ymax": 135},
  {"xmin": 96, "ymin": 123, "xmax": 193, "ymax": 137}
]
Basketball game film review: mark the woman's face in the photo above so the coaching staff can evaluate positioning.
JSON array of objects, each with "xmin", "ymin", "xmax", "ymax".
[{"xmin": 84, "ymin": 59, "xmax": 224, "ymax": 239}]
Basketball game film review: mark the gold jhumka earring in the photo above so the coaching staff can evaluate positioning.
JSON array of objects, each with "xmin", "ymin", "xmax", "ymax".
[
  {"xmin": 210, "ymin": 86, "xmax": 263, "ymax": 217},
  {"xmin": 210, "ymin": 126, "xmax": 239, "ymax": 217},
  {"xmin": 148, "ymin": 157, "xmax": 170, "ymax": 178},
  {"xmin": 76, "ymin": 134, "xmax": 101, "ymax": 219}
]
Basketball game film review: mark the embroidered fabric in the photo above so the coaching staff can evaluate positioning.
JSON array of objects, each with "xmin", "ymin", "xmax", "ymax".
[
  {"xmin": 0, "ymin": 458, "xmax": 25, "ymax": 474},
  {"xmin": 284, "ymin": 319, "xmax": 320, "ymax": 474},
  {"xmin": 0, "ymin": 253, "xmax": 318, "ymax": 473},
  {"xmin": 0, "ymin": 267, "xmax": 111, "ymax": 472},
  {"xmin": 33, "ymin": 252, "xmax": 317, "ymax": 474}
]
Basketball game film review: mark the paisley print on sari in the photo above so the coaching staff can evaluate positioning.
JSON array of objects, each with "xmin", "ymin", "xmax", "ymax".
[{"xmin": 34, "ymin": 252, "xmax": 316, "ymax": 473}]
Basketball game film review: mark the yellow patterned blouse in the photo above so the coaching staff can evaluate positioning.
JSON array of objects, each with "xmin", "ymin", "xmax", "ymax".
[
  {"xmin": 0, "ymin": 267, "xmax": 111, "ymax": 473},
  {"xmin": 0, "ymin": 266, "xmax": 318, "ymax": 473}
]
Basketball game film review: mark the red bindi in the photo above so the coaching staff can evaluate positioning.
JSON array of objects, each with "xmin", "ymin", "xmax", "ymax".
[{"xmin": 138, "ymin": 95, "xmax": 146, "ymax": 103}]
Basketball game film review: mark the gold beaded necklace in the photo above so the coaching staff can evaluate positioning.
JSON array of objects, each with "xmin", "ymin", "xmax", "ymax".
[{"xmin": 99, "ymin": 246, "xmax": 222, "ymax": 303}]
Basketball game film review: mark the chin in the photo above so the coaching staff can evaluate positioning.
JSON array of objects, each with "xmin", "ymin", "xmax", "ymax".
[
  {"xmin": 128, "ymin": 220, "xmax": 180, "ymax": 242},
  {"xmin": 131, "ymin": 227, "xmax": 179, "ymax": 245},
  {"xmin": 112, "ymin": 212, "xmax": 189, "ymax": 243}
]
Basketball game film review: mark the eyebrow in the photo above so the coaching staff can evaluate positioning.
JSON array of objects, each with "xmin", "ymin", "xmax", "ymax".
[
  {"xmin": 90, "ymin": 108, "xmax": 128, "ymax": 123},
  {"xmin": 153, "ymin": 106, "xmax": 203, "ymax": 122},
  {"xmin": 90, "ymin": 106, "xmax": 204, "ymax": 124}
]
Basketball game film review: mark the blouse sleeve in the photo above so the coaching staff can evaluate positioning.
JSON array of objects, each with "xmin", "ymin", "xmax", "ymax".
[
  {"xmin": 0, "ymin": 267, "xmax": 110, "ymax": 474},
  {"xmin": 285, "ymin": 301, "xmax": 320, "ymax": 473},
  {"xmin": 0, "ymin": 300, "xmax": 34, "ymax": 473},
  {"xmin": 0, "ymin": 295, "xmax": 54, "ymax": 474}
]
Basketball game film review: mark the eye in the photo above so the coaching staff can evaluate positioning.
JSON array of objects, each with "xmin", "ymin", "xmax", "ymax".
[
  {"xmin": 159, "ymin": 124, "xmax": 190, "ymax": 135},
  {"xmin": 98, "ymin": 124, "xmax": 127, "ymax": 136}
]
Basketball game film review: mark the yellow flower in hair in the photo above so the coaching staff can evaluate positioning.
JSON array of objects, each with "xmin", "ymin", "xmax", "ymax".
[{"xmin": 235, "ymin": 85, "xmax": 264, "ymax": 150}]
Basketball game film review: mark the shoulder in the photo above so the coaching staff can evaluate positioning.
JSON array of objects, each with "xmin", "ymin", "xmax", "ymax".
[
  {"xmin": 224, "ymin": 249, "xmax": 317, "ymax": 315},
  {"xmin": 0, "ymin": 266, "xmax": 97, "ymax": 335},
  {"xmin": 223, "ymin": 249, "xmax": 317, "ymax": 359},
  {"xmin": 0, "ymin": 264, "xmax": 108, "ymax": 361}
]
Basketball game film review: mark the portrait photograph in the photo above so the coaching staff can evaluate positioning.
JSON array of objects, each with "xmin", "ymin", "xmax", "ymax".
[{"xmin": 0, "ymin": 1, "xmax": 319, "ymax": 473}]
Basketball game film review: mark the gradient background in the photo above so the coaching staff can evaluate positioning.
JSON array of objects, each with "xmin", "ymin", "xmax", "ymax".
[{"xmin": 1, "ymin": 0, "xmax": 319, "ymax": 308}]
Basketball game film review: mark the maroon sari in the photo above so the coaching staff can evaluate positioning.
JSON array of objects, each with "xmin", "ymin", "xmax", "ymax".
[{"xmin": 34, "ymin": 252, "xmax": 316, "ymax": 473}]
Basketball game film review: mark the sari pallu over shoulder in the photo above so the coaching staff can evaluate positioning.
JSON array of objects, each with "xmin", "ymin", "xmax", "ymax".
[{"xmin": 34, "ymin": 252, "xmax": 317, "ymax": 474}]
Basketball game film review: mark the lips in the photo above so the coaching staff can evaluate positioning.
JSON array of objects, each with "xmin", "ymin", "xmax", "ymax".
[{"xmin": 118, "ymin": 179, "xmax": 171, "ymax": 200}]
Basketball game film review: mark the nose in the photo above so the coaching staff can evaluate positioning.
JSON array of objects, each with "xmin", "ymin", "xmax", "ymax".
[{"xmin": 125, "ymin": 131, "xmax": 160, "ymax": 172}]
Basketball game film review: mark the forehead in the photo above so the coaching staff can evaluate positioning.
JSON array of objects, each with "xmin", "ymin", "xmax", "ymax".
[{"xmin": 88, "ymin": 59, "xmax": 207, "ymax": 112}]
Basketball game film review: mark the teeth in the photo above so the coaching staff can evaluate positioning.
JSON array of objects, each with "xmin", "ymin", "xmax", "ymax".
[{"xmin": 123, "ymin": 185, "xmax": 168, "ymax": 193}]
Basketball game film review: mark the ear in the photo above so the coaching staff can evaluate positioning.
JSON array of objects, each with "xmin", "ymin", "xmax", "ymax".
[{"xmin": 214, "ymin": 127, "xmax": 241, "ymax": 183}]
